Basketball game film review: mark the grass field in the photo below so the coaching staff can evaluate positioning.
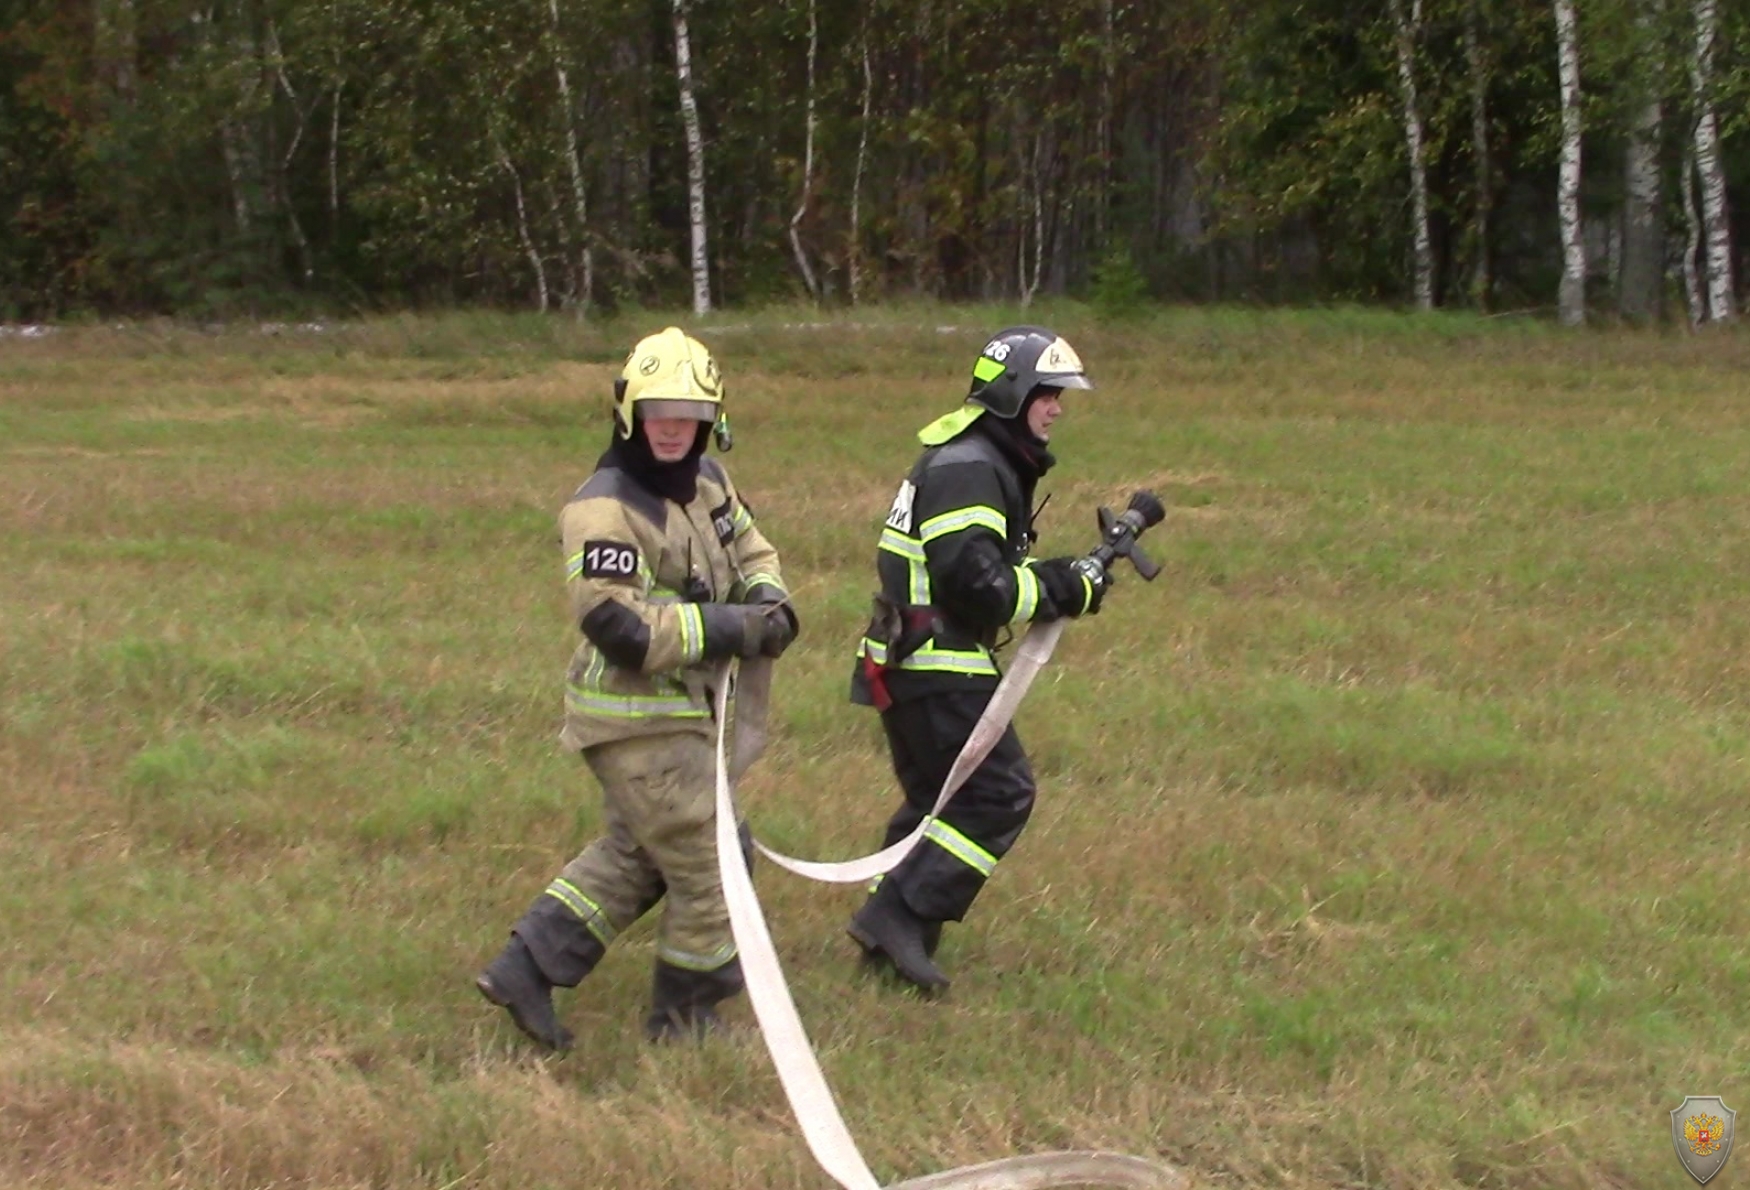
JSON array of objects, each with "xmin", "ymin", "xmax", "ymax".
[{"xmin": 3, "ymin": 306, "xmax": 1748, "ymax": 1189}]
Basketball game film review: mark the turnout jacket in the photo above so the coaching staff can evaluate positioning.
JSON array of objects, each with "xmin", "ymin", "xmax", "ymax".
[
  {"xmin": 559, "ymin": 455, "xmax": 786, "ymax": 751},
  {"xmin": 852, "ymin": 407, "xmax": 1063, "ymax": 707}
]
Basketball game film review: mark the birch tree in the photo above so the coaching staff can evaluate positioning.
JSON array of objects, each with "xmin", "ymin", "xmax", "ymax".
[
  {"xmin": 1617, "ymin": 0, "xmax": 1659, "ymax": 323},
  {"xmin": 848, "ymin": 22, "xmax": 872, "ymax": 306},
  {"xmin": 93, "ymin": 0, "xmax": 137, "ymax": 105},
  {"xmin": 1554, "ymin": 0, "xmax": 1586, "ymax": 325},
  {"xmin": 786, "ymin": 0, "xmax": 820, "ymax": 302},
  {"xmin": 672, "ymin": 0, "xmax": 711, "ymax": 315},
  {"xmin": 1680, "ymin": 141, "xmax": 1706, "ymax": 323},
  {"xmin": 1095, "ymin": 0, "xmax": 1115, "ymax": 248},
  {"xmin": 497, "ymin": 139, "xmax": 550, "ymax": 311},
  {"xmin": 264, "ymin": 20, "xmax": 315, "ymax": 283},
  {"xmin": 210, "ymin": 5, "xmax": 266, "ymax": 242},
  {"xmin": 1617, "ymin": 99, "xmax": 1663, "ymax": 322},
  {"xmin": 1688, "ymin": 0, "xmax": 1735, "ymax": 321},
  {"xmin": 545, "ymin": 0, "xmax": 593, "ymax": 311},
  {"xmin": 1389, "ymin": 0, "xmax": 1434, "ymax": 309},
  {"xmin": 1463, "ymin": 0, "xmax": 1493, "ymax": 308},
  {"xmin": 1018, "ymin": 129, "xmax": 1047, "ymax": 307}
]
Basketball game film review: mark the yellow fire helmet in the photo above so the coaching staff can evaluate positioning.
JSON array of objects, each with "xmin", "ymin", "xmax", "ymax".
[{"xmin": 612, "ymin": 326, "xmax": 727, "ymax": 445}]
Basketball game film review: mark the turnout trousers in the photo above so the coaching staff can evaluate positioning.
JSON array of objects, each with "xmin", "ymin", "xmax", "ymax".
[
  {"xmin": 513, "ymin": 731, "xmax": 742, "ymax": 990},
  {"xmin": 875, "ymin": 687, "xmax": 1037, "ymax": 923}
]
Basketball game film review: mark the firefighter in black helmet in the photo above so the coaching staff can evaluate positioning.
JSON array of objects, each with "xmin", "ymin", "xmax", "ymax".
[{"xmin": 846, "ymin": 326, "xmax": 1110, "ymax": 992}]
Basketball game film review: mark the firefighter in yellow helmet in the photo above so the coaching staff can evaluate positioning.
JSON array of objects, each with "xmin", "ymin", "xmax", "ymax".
[{"xmin": 476, "ymin": 327, "xmax": 797, "ymax": 1049}]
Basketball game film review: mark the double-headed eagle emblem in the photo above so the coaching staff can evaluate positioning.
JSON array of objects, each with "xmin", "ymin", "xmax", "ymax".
[
  {"xmin": 1672, "ymin": 1096, "xmax": 1736, "ymax": 1184},
  {"xmin": 1685, "ymin": 1112, "xmax": 1725, "ymax": 1157}
]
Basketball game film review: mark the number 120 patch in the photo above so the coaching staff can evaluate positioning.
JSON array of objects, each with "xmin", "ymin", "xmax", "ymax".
[{"xmin": 579, "ymin": 539, "xmax": 639, "ymax": 578}]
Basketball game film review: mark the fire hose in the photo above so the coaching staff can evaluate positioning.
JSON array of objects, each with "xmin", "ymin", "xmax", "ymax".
[
  {"xmin": 742, "ymin": 491, "xmax": 1168, "ymax": 882},
  {"xmin": 713, "ymin": 492, "xmax": 1180, "ymax": 1189}
]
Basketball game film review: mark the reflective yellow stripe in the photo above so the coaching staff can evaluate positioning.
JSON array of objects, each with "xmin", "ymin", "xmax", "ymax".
[
  {"xmin": 645, "ymin": 586, "xmax": 706, "ymax": 662},
  {"xmin": 878, "ymin": 528, "xmax": 925, "ymax": 561},
  {"xmin": 919, "ymin": 505, "xmax": 1007, "ymax": 543},
  {"xmin": 678, "ymin": 603, "xmax": 703, "ymax": 663},
  {"xmin": 877, "ymin": 528, "xmax": 932, "ymax": 604},
  {"xmin": 731, "ymin": 505, "xmax": 754, "ymax": 532},
  {"xmin": 741, "ymin": 571, "xmax": 785, "ymax": 594},
  {"xmin": 860, "ymin": 637, "xmax": 998, "ymax": 676},
  {"xmin": 659, "ymin": 941, "xmax": 738, "ymax": 971},
  {"xmin": 566, "ymin": 680, "xmax": 707, "ymax": 719},
  {"xmin": 544, "ymin": 878, "xmax": 617, "ymax": 945},
  {"xmin": 924, "ymin": 820, "xmax": 998, "ymax": 877},
  {"xmin": 1012, "ymin": 565, "xmax": 1040, "ymax": 622}
]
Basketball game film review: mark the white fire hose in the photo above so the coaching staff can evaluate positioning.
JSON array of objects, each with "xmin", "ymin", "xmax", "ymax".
[
  {"xmin": 732, "ymin": 621, "xmax": 1063, "ymax": 882},
  {"xmin": 712, "ymin": 644, "xmax": 1185, "ymax": 1190}
]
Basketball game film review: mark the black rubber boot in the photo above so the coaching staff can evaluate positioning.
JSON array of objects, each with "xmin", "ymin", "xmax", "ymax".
[
  {"xmin": 643, "ymin": 958, "xmax": 744, "ymax": 1043},
  {"xmin": 921, "ymin": 919, "xmax": 944, "ymax": 957},
  {"xmin": 847, "ymin": 880, "xmax": 950, "ymax": 993},
  {"xmin": 856, "ymin": 917, "xmax": 942, "ymax": 971},
  {"xmin": 476, "ymin": 934, "xmax": 574, "ymax": 1053}
]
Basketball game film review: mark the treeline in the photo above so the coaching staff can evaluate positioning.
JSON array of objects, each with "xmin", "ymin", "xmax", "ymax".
[{"xmin": 0, "ymin": 0, "xmax": 1743, "ymax": 321}]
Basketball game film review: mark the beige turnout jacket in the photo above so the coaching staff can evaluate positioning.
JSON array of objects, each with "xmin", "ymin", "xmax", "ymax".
[{"xmin": 557, "ymin": 456, "xmax": 786, "ymax": 751}]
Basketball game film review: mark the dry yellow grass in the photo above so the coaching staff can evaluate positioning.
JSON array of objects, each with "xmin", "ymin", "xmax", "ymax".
[{"xmin": 3, "ymin": 308, "xmax": 1748, "ymax": 1189}]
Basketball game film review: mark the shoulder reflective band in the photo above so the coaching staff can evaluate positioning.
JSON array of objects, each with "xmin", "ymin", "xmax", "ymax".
[
  {"xmin": 711, "ymin": 667, "xmax": 1186, "ymax": 1190},
  {"xmin": 748, "ymin": 620, "xmax": 1067, "ymax": 884}
]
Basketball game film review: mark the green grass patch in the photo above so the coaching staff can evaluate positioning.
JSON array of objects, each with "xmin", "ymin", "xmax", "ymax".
[{"xmin": 3, "ymin": 308, "xmax": 1749, "ymax": 1189}]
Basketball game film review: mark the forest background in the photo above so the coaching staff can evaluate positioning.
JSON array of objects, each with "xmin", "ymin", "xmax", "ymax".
[{"xmin": 0, "ymin": 0, "xmax": 1745, "ymax": 325}]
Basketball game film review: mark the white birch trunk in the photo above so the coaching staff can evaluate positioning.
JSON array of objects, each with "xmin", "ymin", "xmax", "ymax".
[
  {"xmin": 1617, "ymin": 0, "xmax": 1665, "ymax": 322},
  {"xmin": 220, "ymin": 92, "xmax": 260, "ymax": 238},
  {"xmin": 787, "ymin": 0, "xmax": 820, "ymax": 301},
  {"xmin": 497, "ymin": 143, "xmax": 550, "ymax": 312},
  {"xmin": 1619, "ymin": 95, "xmax": 1663, "ymax": 321},
  {"xmin": 547, "ymin": 0, "xmax": 594, "ymax": 312},
  {"xmin": 328, "ymin": 81, "xmax": 342, "ymax": 223},
  {"xmin": 1096, "ymin": 0, "xmax": 1114, "ymax": 248},
  {"xmin": 1554, "ymin": 0, "xmax": 1586, "ymax": 325},
  {"xmin": 203, "ymin": 4, "xmax": 262, "ymax": 240},
  {"xmin": 1019, "ymin": 132, "xmax": 1045, "ymax": 307},
  {"xmin": 94, "ymin": 0, "xmax": 137, "ymax": 103},
  {"xmin": 1680, "ymin": 142, "xmax": 1705, "ymax": 325},
  {"xmin": 849, "ymin": 31, "xmax": 872, "ymax": 306},
  {"xmin": 265, "ymin": 21, "xmax": 313, "ymax": 282},
  {"xmin": 1465, "ymin": 0, "xmax": 1492, "ymax": 307},
  {"xmin": 1690, "ymin": 0, "xmax": 1736, "ymax": 321},
  {"xmin": 673, "ymin": 0, "xmax": 711, "ymax": 316},
  {"xmin": 1390, "ymin": 0, "xmax": 1434, "ymax": 309}
]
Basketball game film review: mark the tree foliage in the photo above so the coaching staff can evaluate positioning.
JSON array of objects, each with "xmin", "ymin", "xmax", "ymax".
[{"xmin": 0, "ymin": 0, "xmax": 1742, "ymax": 318}]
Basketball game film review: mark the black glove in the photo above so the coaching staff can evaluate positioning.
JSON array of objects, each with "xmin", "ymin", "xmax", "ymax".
[
  {"xmin": 743, "ymin": 585, "xmax": 800, "ymax": 659},
  {"xmin": 1032, "ymin": 556, "xmax": 1106, "ymax": 619},
  {"xmin": 700, "ymin": 602, "xmax": 795, "ymax": 660},
  {"xmin": 751, "ymin": 600, "xmax": 798, "ymax": 658}
]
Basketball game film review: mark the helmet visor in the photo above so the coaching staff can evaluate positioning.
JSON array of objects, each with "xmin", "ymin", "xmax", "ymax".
[
  {"xmin": 1041, "ymin": 373, "xmax": 1094, "ymax": 391},
  {"xmin": 636, "ymin": 398, "xmax": 719, "ymax": 423}
]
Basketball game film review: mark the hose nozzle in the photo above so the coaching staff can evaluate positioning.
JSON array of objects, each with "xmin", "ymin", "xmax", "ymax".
[{"xmin": 1081, "ymin": 489, "xmax": 1166, "ymax": 582}]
